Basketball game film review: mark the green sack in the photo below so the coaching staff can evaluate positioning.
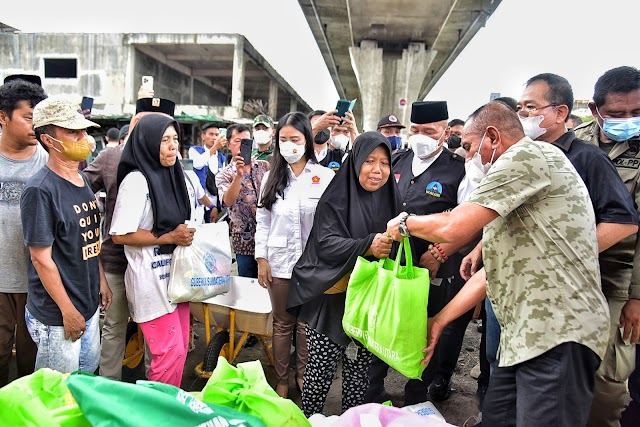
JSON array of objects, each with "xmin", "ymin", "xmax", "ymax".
[
  {"xmin": 201, "ymin": 357, "xmax": 311, "ymax": 427},
  {"xmin": 342, "ymin": 237, "xmax": 430, "ymax": 379},
  {"xmin": 66, "ymin": 371, "xmax": 266, "ymax": 427},
  {"xmin": 0, "ymin": 368, "xmax": 89, "ymax": 427}
]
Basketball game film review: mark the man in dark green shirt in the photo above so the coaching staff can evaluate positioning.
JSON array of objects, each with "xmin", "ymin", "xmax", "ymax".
[{"xmin": 251, "ymin": 114, "xmax": 274, "ymax": 161}]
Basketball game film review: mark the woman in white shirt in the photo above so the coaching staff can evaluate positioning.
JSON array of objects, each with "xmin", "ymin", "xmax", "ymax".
[
  {"xmin": 255, "ymin": 112, "xmax": 334, "ymax": 398},
  {"xmin": 110, "ymin": 114, "xmax": 196, "ymax": 387}
]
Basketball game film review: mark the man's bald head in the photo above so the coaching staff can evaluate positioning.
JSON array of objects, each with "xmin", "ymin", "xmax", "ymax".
[{"xmin": 465, "ymin": 101, "xmax": 525, "ymax": 142}]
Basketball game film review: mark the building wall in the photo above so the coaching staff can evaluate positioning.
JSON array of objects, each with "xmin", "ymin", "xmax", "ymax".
[
  {"xmin": 0, "ymin": 33, "xmax": 228, "ymax": 110},
  {"xmin": 1, "ymin": 33, "xmax": 128, "ymax": 104}
]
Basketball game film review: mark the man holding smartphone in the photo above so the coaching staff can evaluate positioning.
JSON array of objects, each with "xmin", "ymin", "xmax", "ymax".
[
  {"xmin": 215, "ymin": 124, "xmax": 270, "ymax": 278},
  {"xmin": 311, "ymin": 108, "xmax": 359, "ymax": 171}
]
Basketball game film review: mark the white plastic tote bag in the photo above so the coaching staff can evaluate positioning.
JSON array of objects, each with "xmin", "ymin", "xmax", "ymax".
[{"xmin": 168, "ymin": 222, "xmax": 232, "ymax": 302}]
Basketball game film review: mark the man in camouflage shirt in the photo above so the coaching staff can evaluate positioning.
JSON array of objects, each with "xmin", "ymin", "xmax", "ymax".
[
  {"xmin": 574, "ymin": 65, "xmax": 640, "ymax": 427},
  {"xmin": 387, "ymin": 101, "xmax": 612, "ymax": 426}
]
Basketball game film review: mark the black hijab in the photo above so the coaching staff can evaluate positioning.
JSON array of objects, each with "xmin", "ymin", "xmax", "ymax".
[
  {"xmin": 117, "ymin": 114, "xmax": 191, "ymax": 254},
  {"xmin": 288, "ymin": 131, "xmax": 401, "ymax": 307}
]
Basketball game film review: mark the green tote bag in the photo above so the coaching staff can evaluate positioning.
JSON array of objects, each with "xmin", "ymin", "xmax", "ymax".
[
  {"xmin": 342, "ymin": 237, "xmax": 430, "ymax": 379},
  {"xmin": 65, "ymin": 371, "xmax": 266, "ymax": 427}
]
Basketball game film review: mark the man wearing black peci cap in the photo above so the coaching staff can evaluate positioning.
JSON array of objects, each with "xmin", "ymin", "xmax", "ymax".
[
  {"xmin": 3, "ymin": 74, "xmax": 42, "ymax": 87},
  {"xmin": 366, "ymin": 100, "xmax": 474, "ymax": 405},
  {"xmin": 376, "ymin": 114, "xmax": 405, "ymax": 154},
  {"xmin": 83, "ymin": 95, "xmax": 176, "ymax": 380}
]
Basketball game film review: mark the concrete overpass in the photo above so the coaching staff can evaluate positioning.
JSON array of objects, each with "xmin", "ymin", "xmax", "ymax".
[{"xmin": 298, "ymin": 0, "xmax": 502, "ymax": 130}]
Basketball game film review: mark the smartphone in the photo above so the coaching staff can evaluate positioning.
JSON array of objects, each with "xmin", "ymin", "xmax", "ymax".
[
  {"xmin": 142, "ymin": 75, "xmax": 154, "ymax": 92},
  {"xmin": 335, "ymin": 98, "xmax": 357, "ymax": 117},
  {"xmin": 80, "ymin": 96, "xmax": 94, "ymax": 118},
  {"xmin": 240, "ymin": 138, "xmax": 253, "ymax": 166}
]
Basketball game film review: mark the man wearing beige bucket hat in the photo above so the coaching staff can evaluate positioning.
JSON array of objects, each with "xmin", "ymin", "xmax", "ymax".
[{"xmin": 20, "ymin": 95, "xmax": 112, "ymax": 374}]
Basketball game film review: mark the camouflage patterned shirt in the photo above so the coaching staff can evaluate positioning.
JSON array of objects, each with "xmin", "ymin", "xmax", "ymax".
[{"xmin": 467, "ymin": 137, "xmax": 609, "ymax": 367}]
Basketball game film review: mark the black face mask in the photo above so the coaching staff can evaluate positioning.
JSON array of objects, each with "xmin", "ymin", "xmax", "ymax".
[
  {"xmin": 314, "ymin": 129, "xmax": 330, "ymax": 145},
  {"xmin": 447, "ymin": 134, "xmax": 461, "ymax": 149}
]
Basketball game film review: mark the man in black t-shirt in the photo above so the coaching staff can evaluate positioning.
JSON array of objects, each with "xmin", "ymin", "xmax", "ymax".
[{"xmin": 21, "ymin": 95, "xmax": 112, "ymax": 374}]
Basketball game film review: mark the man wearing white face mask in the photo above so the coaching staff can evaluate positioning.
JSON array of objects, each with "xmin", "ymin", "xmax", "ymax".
[
  {"xmin": 251, "ymin": 114, "xmax": 274, "ymax": 161},
  {"xmin": 320, "ymin": 112, "xmax": 359, "ymax": 172},
  {"xmin": 366, "ymin": 101, "xmax": 473, "ymax": 405},
  {"xmin": 573, "ymin": 66, "xmax": 640, "ymax": 427}
]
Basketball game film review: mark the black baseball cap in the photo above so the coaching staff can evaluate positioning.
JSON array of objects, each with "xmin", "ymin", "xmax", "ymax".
[{"xmin": 377, "ymin": 114, "xmax": 406, "ymax": 129}]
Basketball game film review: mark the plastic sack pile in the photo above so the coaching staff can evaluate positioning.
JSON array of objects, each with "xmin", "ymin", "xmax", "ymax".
[
  {"xmin": 0, "ymin": 359, "xmax": 454, "ymax": 427},
  {"xmin": 0, "ymin": 359, "xmax": 307, "ymax": 427}
]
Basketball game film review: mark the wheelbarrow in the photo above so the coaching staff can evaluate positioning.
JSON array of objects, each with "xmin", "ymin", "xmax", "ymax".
[{"xmin": 190, "ymin": 276, "xmax": 275, "ymax": 378}]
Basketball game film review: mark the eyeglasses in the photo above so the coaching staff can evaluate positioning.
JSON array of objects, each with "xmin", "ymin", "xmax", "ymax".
[{"xmin": 516, "ymin": 103, "xmax": 558, "ymax": 116}]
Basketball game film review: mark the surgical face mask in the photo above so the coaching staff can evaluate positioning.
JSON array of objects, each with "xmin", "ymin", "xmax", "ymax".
[
  {"xmin": 465, "ymin": 132, "xmax": 496, "ymax": 185},
  {"xmin": 47, "ymin": 134, "xmax": 92, "ymax": 162},
  {"xmin": 447, "ymin": 134, "xmax": 461, "ymax": 149},
  {"xmin": 253, "ymin": 129, "xmax": 272, "ymax": 145},
  {"xmin": 332, "ymin": 133, "xmax": 350, "ymax": 151},
  {"xmin": 518, "ymin": 115, "xmax": 547, "ymax": 140},
  {"xmin": 387, "ymin": 135, "xmax": 402, "ymax": 150},
  {"xmin": 596, "ymin": 107, "xmax": 640, "ymax": 142},
  {"xmin": 408, "ymin": 131, "xmax": 444, "ymax": 159},
  {"xmin": 279, "ymin": 141, "xmax": 305, "ymax": 164},
  {"xmin": 314, "ymin": 129, "xmax": 330, "ymax": 145}
]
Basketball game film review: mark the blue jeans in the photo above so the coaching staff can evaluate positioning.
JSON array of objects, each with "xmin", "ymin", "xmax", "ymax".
[
  {"xmin": 25, "ymin": 307, "xmax": 100, "ymax": 374},
  {"xmin": 236, "ymin": 254, "xmax": 258, "ymax": 278},
  {"xmin": 485, "ymin": 298, "xmax": 501, "ymax": 370}
]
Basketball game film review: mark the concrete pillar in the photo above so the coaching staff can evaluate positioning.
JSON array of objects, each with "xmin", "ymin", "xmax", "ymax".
[
  {"xmin": 230, "ymin": 37, "xmax": 245, "ymax": 117},
  {"xmin": 268, "ymin": 80, "xmax": 278, "ymax": 118},
  {"xmin": 349, "ymin": 40, "xmax": 383, "ymax": 132},
  {"xmin": 289, "ymin": 98, "xmax": 298, "ymax": 113},
  {"xmin": 350, "ymin": 41, "xmax": 437, "ymax": 132}
]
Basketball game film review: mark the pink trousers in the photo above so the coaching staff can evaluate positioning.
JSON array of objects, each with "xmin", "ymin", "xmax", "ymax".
[{"xmin": 139, "ymin": 302, "xmax": 190, "ymax": 387}]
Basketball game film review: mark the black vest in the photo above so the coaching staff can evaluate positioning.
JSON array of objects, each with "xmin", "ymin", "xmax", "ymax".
[
  {"xmin": 319, "ymin": 149, "xmax": 346, "ymax": 171},
  {"xmin": 391, "ymin": 149, "xmax": 466, "ymax": 278}
]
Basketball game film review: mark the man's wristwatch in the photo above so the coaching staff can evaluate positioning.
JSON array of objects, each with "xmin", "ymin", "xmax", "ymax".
[{"xmin": 399, "ymin": 213, "xmax": 415, "ymax": 238}]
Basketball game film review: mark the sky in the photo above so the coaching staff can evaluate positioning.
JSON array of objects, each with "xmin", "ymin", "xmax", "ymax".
[{"xmin": 3, "ymin": 0, "xmax": 640, "ymax": 119}]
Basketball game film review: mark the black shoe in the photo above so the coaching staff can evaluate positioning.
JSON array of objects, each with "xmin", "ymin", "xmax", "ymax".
[
  {"xmin": 428, "ymin": 375, "xmax": 452, "ymax": 402},
  {"xmin": 404, "ymin": 379, "xmax": 428, "ymax": 406},
  {"xmin": 243, "ymin": 334, "xmax": 258, "ymax": 348},
  {"xmin": 364, "ymin": 385, "xmax": 387, "ymax": 404}
]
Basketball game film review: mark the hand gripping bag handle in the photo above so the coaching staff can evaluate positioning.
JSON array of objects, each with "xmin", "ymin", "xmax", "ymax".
[{"xmin": 390, "ymin": 237, "xmax": 414, "ymax": 279}]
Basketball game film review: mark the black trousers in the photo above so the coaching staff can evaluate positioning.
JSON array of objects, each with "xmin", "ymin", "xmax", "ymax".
[
  {"xmin": 483, "ymin": 342, "xmax": 600, "ymax": 427},
  {"xmin": 478, "ymin": 299, "xmax": 490, "ymax": 387}
]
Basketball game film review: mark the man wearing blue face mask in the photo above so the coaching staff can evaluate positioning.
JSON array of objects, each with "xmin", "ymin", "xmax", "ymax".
[
  {"xmin": 366, "ymin": 101, "xmax": 474, "ymax": 405},
  {"xmin": 574, "ymin": 65, "xmax": 640, "ymax": 427},
  {"xmin": 376, "ymin": 114, "xmax": 405, "ymax": 154}
]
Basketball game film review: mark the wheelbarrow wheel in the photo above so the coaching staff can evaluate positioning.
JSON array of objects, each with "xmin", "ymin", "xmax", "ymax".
[
  {"xmin": 123, "ymin": 321, "xmax": 144, "ymax": 370},
  {"xmin": 203, "ymin": 331, "xmax": 230, "ymax": 372}
]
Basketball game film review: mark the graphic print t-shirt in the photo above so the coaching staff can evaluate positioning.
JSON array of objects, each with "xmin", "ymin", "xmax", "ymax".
[
  {"xmin": 0, "ymin": 146, "xmax": 48, "ymax": 293},
  {"xmin": 21, "ymin": 166, "xmax": 101, "ymax": 326}
]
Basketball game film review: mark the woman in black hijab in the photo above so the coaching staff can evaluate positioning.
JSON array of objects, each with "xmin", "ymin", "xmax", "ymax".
[
  {"xmin": 111, "ymin": 114, "xmax": 195, "ymax": 386},
  {"xmin": 288, "ymin": 131, "xmax": 400, "ymax": 416}
]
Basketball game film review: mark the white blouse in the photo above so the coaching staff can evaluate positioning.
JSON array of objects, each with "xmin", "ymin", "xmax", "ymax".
[{"xmin": 255, "ymin": 161, "xmax": 334, "ymax": 279}]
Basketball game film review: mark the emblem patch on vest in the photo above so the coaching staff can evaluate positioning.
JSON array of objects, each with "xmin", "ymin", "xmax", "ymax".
[{"xmin": 426, "ymin": 181, "xmax": 442, "ymax": 198}]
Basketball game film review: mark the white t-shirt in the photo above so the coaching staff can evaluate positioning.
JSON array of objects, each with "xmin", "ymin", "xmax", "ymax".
[{"xmin": 110, "ymin": 171, "xmax": 195, "ymax": 323}]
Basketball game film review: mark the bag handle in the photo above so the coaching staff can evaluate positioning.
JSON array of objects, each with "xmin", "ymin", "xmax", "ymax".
[{"xmin": 392, "ymin": 237, "xmax": 414, "ymax": 279}]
